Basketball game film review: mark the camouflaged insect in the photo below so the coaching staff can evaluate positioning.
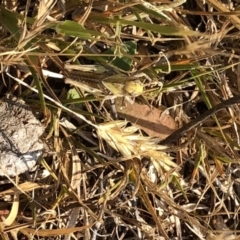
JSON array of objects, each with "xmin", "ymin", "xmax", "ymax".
[
  {"xmin": 102, "ymin": 78, "xmax": 144, "ymax": 97},
  {"xmin": 65, "ymin": 72, "xmax": 147, "ymax": 99}
]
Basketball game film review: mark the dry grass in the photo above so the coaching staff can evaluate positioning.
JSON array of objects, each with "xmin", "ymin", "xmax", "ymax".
[{"xmin": 1, "ymin": 0, "xmax": 240, "ymax": 239}]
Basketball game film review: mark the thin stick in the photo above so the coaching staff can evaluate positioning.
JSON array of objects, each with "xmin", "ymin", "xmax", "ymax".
[{"xmin": 161, "ymin": 95, "xmax": 240, "ymax": 144}]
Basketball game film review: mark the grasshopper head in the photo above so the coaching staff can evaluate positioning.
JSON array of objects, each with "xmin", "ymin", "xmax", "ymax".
[{"xmin": 123, "ymin": 80, "xmax": 144, "ymax": 97}]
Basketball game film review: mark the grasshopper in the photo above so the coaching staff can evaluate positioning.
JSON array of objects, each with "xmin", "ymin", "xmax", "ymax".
[
  {"xmin": 64, "ymin": 71, "xmax": 154, "ymax": 101},
  {"xmin": 42, "ymin": 69, "xmax": 162, "ymax": 106}
]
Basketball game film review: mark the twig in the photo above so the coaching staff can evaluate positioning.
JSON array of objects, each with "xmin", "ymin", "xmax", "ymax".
[{"xmin": 161, "ymin": 95, "xmax": 240, "ymax": 145}]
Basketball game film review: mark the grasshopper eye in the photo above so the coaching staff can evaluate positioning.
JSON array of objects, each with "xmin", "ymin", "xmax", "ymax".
[{"xmin": 123, "ymin": 80, "xmax": 144, "ymax": 97}]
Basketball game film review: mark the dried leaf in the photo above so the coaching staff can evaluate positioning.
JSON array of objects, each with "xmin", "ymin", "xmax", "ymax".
[{"xmin": 115, "ymin": 100, "xmax": 176, "ymax": 139}]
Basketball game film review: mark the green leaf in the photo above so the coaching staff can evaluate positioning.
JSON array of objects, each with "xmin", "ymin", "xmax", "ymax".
[
  {"xmin": 66, "ymin": 88, "xmax": 83, "ymax": 109},
  {"xmin": 67, "ymin": 88, "xmax": 82, "ymax": 100},
  {"xmin": 0, "ymin": 6, "xmax": 21, "ymax": 41},
  {"xmin": 103, "ymin": 41, "xmax": 137, "ymax": 71},
  {"xmin": 90, "ymin": 15, "xmax": 205, "ymax": 36},
  {"xmin": 56, "ymin": 20, "xmax": 105, "ymax": 39}
]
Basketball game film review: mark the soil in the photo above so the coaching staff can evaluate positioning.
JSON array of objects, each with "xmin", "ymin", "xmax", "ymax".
[{"xmin": 0, "ymin": 95, "xmax": 44, "ymax": 176}]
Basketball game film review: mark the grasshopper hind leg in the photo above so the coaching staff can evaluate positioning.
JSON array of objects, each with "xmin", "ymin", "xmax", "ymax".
[
  {"xmin": 99, "ymin": 95, "xmax": 119, "ymax": 119},
  {"xmin": 110, "ymin": 99, "xmax": 118, "ymax": 119}
]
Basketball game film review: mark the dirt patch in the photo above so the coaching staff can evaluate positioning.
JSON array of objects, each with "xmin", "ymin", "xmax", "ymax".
[{"xmin": 0, "ymin": 95, "xmax": 44, "ymax": 176}]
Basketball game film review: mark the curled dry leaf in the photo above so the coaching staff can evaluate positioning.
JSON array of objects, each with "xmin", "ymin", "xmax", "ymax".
[{"xmin": 114, "ymin": 100, "xmax": 176, "ymax": 139}]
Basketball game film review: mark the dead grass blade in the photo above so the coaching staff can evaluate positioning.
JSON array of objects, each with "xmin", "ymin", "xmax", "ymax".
[
  {"xmin": 60, "ymin": 125, "xmax": 81, "ymax": 190},
  {"xmin": 0, "ymin": 182, "xmax": 49, "ymax": 196},
  {"xmin": 2, "ymin": 193, "xmax": 19, "ymax": 227},
  {"xmin": 138, "ymin": 181, "xmax": 170, "ymax": 240},
  {"xmin": 24, "ymin": 224, "xmax": 94, "ymax": 237}
]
